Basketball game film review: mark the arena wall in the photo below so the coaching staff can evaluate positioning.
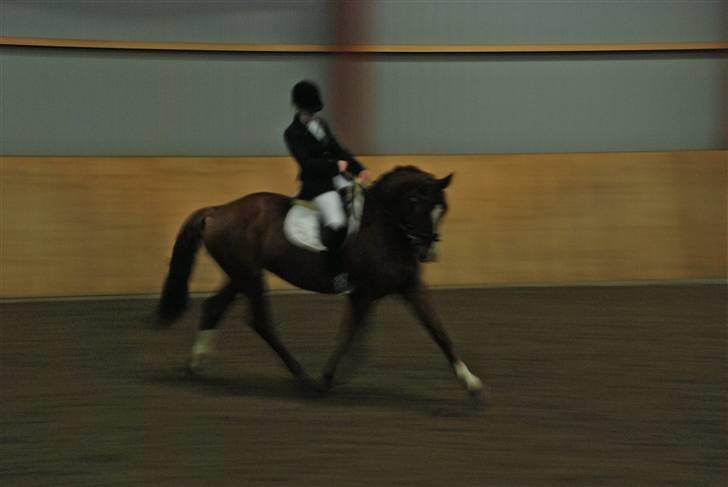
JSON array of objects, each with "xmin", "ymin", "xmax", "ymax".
[
  {"xmin": 1, "ymin": 1, "xmax": 725, "ymax": 297},
  {"xmin": 1, "ymin": 151, "xmax": 724, "ymax": 298}
]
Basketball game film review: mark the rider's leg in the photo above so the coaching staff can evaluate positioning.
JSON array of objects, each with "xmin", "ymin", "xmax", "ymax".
[
  {"xmin": 332, "ymin": 174, "xmax": 352, "ymax": 191},
  {"xmin": 314, "ymin": 191, "xmax": 346, "ymax": 229},
  {"xmin": 313, "ymin": 191, "xmax": 351, "ymax": 293}
]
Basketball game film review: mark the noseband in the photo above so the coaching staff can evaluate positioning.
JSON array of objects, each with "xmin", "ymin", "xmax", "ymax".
[
  {"xmin": 364, "ymin": 169, "xmax": 446, "ymax": 252},
  {"xmin": 371, "ymin": 191, "xmax": 441, "ymax": 247},
  {"xmin": 401, "ymin": 222, "xmax": 440, "ymax": 246}
]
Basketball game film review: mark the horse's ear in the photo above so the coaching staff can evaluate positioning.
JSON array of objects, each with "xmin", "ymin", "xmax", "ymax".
[{"xmin": 438, "ymin": 173, "xmax": 454, "ymax": 189}]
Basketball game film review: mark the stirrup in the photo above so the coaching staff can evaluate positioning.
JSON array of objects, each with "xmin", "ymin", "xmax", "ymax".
[{"xmin": 333, "ymin": 273, "xmax": 354, "ymax": 295}]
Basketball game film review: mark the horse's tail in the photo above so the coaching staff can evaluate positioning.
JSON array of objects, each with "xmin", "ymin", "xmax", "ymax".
[{"xmin": 157, "ymin": 209, "xmax": 207, "ymax": 326}]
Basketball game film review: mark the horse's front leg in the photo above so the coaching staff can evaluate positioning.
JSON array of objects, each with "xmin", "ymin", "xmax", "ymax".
[
  {"xmin": 400, "ymin": 280, "xmax": 483, "ymax": 395},
  {"xmin": 321, "ymin": 291, "xmax": 374, "ymax": 390}
]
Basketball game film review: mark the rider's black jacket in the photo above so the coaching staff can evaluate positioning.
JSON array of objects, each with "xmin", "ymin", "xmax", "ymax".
[{"xmin": 284, "ymin": 115, "xmax": 365, "ymax": 200}]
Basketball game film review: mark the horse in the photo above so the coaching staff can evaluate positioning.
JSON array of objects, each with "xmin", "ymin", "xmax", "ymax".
[{"xmin": 157, "ymin": 165, "xmax": 483, "ymax": 396}]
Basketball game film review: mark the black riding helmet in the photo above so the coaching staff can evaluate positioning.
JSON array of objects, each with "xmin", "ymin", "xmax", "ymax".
[{"xmin": 292, "ymin": 80, "xmax": 324, "ymax": 113}]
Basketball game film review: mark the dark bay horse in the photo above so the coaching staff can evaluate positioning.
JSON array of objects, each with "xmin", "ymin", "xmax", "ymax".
[{"xmin": 157, "ymin": 166, "xmax": 482, "ymax": 395}]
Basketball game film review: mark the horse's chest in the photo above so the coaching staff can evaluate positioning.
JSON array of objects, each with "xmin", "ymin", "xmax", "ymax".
[{"xmin": 353, "ymin": 249, "xmax": 416, "ymax": 293}]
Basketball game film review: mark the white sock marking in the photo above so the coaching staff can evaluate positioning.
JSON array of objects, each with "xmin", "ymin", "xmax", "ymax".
[
  {"xmin": 190, "ymin": 330, "xmax": 217, "ymax": 369},
  {"xmin": 454, "ymin": 360, "xmax": 482, "ymax": 392}
]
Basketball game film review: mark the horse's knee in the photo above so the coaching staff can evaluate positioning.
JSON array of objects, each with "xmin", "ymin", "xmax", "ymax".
[{"xmin": 248, "ymin": 318, "xmax": 271, "ymax": 335}]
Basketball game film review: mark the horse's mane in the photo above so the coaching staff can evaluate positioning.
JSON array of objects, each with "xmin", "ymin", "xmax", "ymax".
[
  {"xmin": 370, "ymin": 165, "xmax": 435, "ymax": 197},
  {"xmin": 375, "ymin": 165, "xmax": 430, "ymax": 183}
]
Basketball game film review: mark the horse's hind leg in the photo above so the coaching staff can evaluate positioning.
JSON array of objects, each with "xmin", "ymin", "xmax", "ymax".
[
  {"xmin": 188, "ymin": 281, "xmax": 239, "ymax": 374},
  {"xmin": 241, "ymin": 274, "xmax": 319, "ymax": 389}
]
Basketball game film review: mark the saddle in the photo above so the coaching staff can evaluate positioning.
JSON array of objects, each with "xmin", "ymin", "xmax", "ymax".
[{"xmin": 283, "ymin": 183, "xmax": 365, "ymax": 252}]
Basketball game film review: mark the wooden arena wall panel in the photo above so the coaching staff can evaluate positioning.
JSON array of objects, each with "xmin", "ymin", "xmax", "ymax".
[{"xmin": 0, "ymin": 151, "xmax": 725, "ymax": 298}]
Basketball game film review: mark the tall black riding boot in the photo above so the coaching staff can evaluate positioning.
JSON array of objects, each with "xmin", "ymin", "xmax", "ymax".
[{"xmin": 321, "ymin": 226, "xmax": 352, "ymax": 294}]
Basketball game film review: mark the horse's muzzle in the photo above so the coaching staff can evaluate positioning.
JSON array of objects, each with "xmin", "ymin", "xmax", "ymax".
[
  {"xmin": 416, "ymin": 242, "xmax": 439, "ymax": 262},
  {"xmin": 407, "ymin": 231, "xmax": 440, "ymax": 262}
]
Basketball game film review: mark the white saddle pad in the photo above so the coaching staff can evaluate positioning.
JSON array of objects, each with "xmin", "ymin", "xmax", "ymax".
[{"xmin": 283, "ymin": 185, "xmax": 365, "ymax": 252}]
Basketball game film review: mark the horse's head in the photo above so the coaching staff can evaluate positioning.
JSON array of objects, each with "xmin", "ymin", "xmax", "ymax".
[{"xmin": 370, "ymin": 166, "xmax": 453, "ymax": 262}]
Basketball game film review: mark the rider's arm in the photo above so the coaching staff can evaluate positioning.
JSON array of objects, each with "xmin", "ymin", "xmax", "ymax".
[{"xmin": 321, "ymin": 121, "xmax": 365, "ymax": 176}]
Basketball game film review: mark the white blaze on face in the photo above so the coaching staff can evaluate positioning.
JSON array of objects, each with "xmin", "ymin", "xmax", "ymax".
[
  {"xmin": 426, "ymin": 204, "xmax": 444, "ymax": 261},
  {"xmin": 431, "ymin": 204, "xmax": 444, "ymax": 229}
]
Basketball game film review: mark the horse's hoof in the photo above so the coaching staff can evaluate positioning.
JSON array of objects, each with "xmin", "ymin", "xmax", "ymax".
[
  {"xmin": 320, "ymin": 371, "xmax": 337, "ymax": 391},
  {"xmin": 454, "ymin": 360, "xmax": 484, "ymax": 395},
  {"xmin": 311, "ymin": 382, "xmax": 329, "ymax": 396},
  {"xmin": 468, "ymin": 383, "xmax": 491, "ymax": 406},
  {"xmin": 297, "ymin": 374, "xmax": 327, "ymax": 396},
  {"xmin": 185, "ymin": 356, "xmax": 206, "ymax": 376},
  {"xmin": 465, "ymin": 376, "xmax": 483, "ymax": 394}
]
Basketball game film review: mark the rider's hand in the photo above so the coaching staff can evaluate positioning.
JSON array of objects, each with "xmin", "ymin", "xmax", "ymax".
[
  {"xmin": 337, "ymin": 160, "xmax": 348, "ymax": 173},
  {"xmin": 358, "ymin": 170, "xmax": 372, "ymax": 183}
]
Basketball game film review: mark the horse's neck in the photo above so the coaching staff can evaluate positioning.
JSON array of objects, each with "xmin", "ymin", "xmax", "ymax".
[
  {"xmin": 362, "ymin": 189, "xmax": 393, "ymax": 225},
  {"xmin": 360, "ymin": 191, "xmax": 408, "ymax": 248}
]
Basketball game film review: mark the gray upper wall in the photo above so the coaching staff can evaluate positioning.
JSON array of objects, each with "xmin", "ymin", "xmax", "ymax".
[
  {"xmin": 2, "ymin": 0, "xmax": 726, "ymax": 44},
  {"xmin": 369, "ymin": 0, "xmax": 728, "ymax": 44},
  {"xmin": 1, "ymin": 0, "xmax": 726, "ymax": 155},
  {"xmin": 0, "ymin": 47, "xmax": 333, "ymax": 156},
  {"xmin": 2, "ymin": 47, "xmax": 724, "ymax": 155},
  {"xmin": 0, "ymin": 0, "xmax": 335, "ymax": 44},
  {"xmin": 369, "ymin": 53, "xmax": 727, "ymax": 154}
]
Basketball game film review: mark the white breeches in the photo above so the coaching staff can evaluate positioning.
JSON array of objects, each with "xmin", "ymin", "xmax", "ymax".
[
  {"xmin": 332, "ymin": 174, "xmax": 351, "ymax": 191},
  {"xmin": 313, "ymin": 190, "xmax": 347, "ymax": 230}
]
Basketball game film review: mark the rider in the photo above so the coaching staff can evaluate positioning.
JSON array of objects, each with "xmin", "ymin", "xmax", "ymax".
[{"xmin": 284, "ymin": 80, "xmax": 371, "ymax": 293}]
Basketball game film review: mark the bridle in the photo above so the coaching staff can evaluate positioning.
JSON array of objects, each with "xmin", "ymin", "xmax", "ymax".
[
  {"xmin": 401, "ymin": 221, "xmax": 440, "ymax": 247},
  {"xmin": 366, "ymin": 187, "xmax": 442, "ymax": 247}
]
